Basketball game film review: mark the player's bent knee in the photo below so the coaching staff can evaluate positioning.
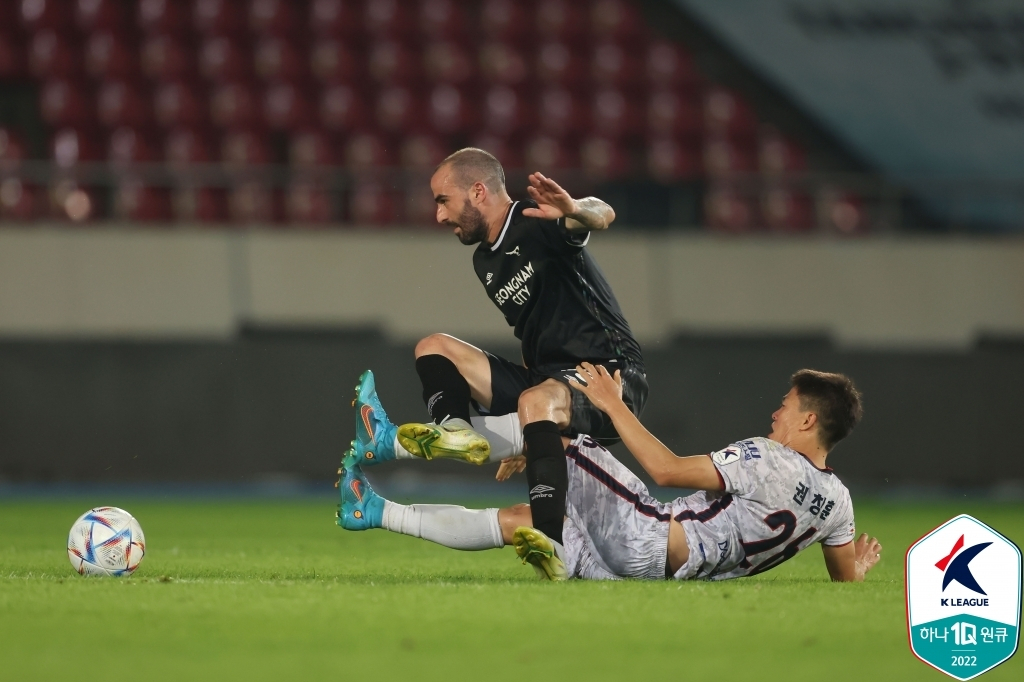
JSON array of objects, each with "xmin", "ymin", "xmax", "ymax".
[
  {"xmin": 517, "ymin": 383, "xmax": 570, "ymax": 427},
  {"xmin": 414, "ymin": 333, "xmax": 457, "ymax": 359}
]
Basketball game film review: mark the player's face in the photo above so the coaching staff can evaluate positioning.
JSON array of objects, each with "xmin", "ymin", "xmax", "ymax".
[
  {"xmin": 431, "ymin": 169, "xmax": 488, "ymax": 245},
  {"xmin": 768, "ymin": 388, "xmax": 810, "ymax": 444}
]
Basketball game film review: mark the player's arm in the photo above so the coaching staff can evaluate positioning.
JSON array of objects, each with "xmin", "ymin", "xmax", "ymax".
[
  {"xmin": 521, "ymin": 172, "xmax": 615, "ymax": 232},
  {"xmin": 821, "ymin": 534, "xmax": 883, "ymax": 582},
  {"xmin": 568, "ymin": 362, "xmax": 723, "ymax": 491}
]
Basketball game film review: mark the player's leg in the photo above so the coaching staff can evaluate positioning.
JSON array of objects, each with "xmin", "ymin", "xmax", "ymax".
[
  {"xmin": 516, "ymin": 379, "xmax": 572, "ymax": 545},
  {"xmin": 413, "ymin": 333, "xmax": 492, "ymax": 421}
]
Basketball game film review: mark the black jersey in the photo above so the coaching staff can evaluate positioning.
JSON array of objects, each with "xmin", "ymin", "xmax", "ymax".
[{"xmin": 472, "ymin": 200, "xmax": 644, "ymax": 374}]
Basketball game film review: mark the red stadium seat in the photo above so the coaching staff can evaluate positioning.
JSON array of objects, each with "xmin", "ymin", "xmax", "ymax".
[
  {"xmin": 165, "ymin": 127, "xmax": 215, "ymax": 165},
  {"xmin": 429, "ymin": 84, "xmax": 476, "ymax": 135},
  {"xmin": 97, "ymin": 80, "xmax": 152, "ymax": 129},
  {"xmin": 419, "ymin": 0, "xmax": 467, "ymax": 39},
  {"xmin": 469, "ymin": 133, "xmax": 523, "ymax": 168},
  {"xmin": 759, "ymin": 128, "xmax": 807, "ymax": 176},
  {"xmin": 483, "ymin": 85, "xmax": 533, "ymax": 135},
  {"xmin": 29, "ymin": 30, "xmax": 82, "ymax": 79},
  {"xmin": 229, "ymin": 182, "xmax": 282, "ymax": 223},
  {"xmin": 0, "ymin": 178, "xmax": 39, "ymax": 220},
  {"xmin": 0, "ymin": 32, "xmax": 27, "ymax": 79},
  {"xmin": 193, "ymin": 0, "xmax": 246, "ymax": 35},
  {"xmin": 21, "ymin": 0, "xmax": 73, "ymax": 32},
  {"xmin": 310, "ymin": 39, "xmax": 360, "ymax": 83},
  {"xmin": 590, "ymin": 0, "xmax": 644, "ymax": 42},
  {"xmin": 580, "ymin": 136, "xmax": 629, "ymax": 181},
  {"xmin": 646, "ymin": 136, "xmax": 701, "ymax": 182},
  {"xmin": 154, "ymin": 82, "xmax": 208, "ymax": 128},
  {"xmin": 364, "ymin": 0, "xmax": 414, "ymax": 37},
  {"xmin": 210, "ymin": 82, "xmax": 261, "ymax": 128},
  {"xmin": 309, "ymin": 0, "xmax": 360, "ymax": 38},
  {"xmin": 424, "ymin": 41, "xmax": 473, "ymax": 85},
  {"xmin": 376, "ymin": 86, "xmax": 424, "ymax": 134},
  {"xmin": 646, "ymin": 41, "xmax": 702, "ymax": 90},
  {"xmin": 114, "ymin": 179, "xmax": 172, "ymax": 221},
  {"xmin": 199, "ymin": 35, "xmax": 253, "ymax": 82},
  {"xmin": 264, "ymin": 82, "xmax": 314, "ymax": 131},
  {"xmin": 49, "ymin": 179, "xmax": 99, "ymax": 221},
  {"xmin": 286, "ymin": 181, "xmax": 333, "ymax": 224},
  {"xmin": 524, "ymin": 135, "xmax": 576, "ymax": 172},
  {"xmin": 172, "ymin": 186, "xmax": 227, "ymax": 222},
  {"xmin": 344, "ymin": 131, "xmax": 393, "ymax": 170},
  {"xmin": 141, "ymin": 34, "xmax": 197, "ymax": 81},
  {"xmin": 591, "ymin": 42, "xmax": 642, "ymax": 88},
  {"xmin": 478, "ymin": 43, "xmax": 529, "ymax": 86},
  {"xmin": 704, "ymin": 87, "xmax": 759, "ymax": 137},
  {"xmin": 705, "ymin": 184, "xmax": 756, "ymax": 233},
  {"xmin": 368, "ymin": 40, "xmax": 419, "ymax": 84},
  {"xmin": 108, "ymin": 126, "xmax": 161, "ymax": 164},
  {"xmin": 249, "ymin": 0, "xmax": 299, "ymax": 37},
  {"xmin": 481, "ymin": 0, "xmax": 529, "ymax": 42},
  {"xmin": 761, "ymin": 187, "xmax": 813, "ymax": 232},
  {"xmin": 0, "ymin": 128, "xmax": 28, "ymax": 164},
  {"xmin": 222, "ymin": 129, "xmax": 272, "ymax": 166},
  {"xmin": 254, "ymin": 37, "xmax": 307, "ymax": 81},
  {"xmin": 819, "ymin": 189, "xmax": 866, "ymax": 233},
  {"xmin": 85, "ymin": 31, "xmax": 140, "ymax": 80},
  {"xmin": 138, "ymin": 0, "xmax": 190, "ymax": 34},
  {"xmin": 319, "ymin": 84, "xmax": 367, "ymax": 133},
  {"xmin": 704, "ymin": 135, "xmax": 757, "ymax": 176},
  {"xmin": 289, "ymin": 129, "xmax": 336, "ymax": 167},
  {"xmin": 400, "ymin": 134, "xmax": 446, "ymax": 171},
  {"xmin": 52, "ymin": 127, "xmax": 102, "ymax": 167},
  {"xmin": 647, "ymin": 90, "xmax": 702, "ymax": 137},
  {"xmin": 538, "ymin": 87, "xmax": 588, "ymax": 137},
  {"xmin": 40, "ymin": 80, "xmax": 94, "ymax": 128},
  {"xmin": 592, "ymin": 88, "xmax": 641, "ymax": 138},
  {"xmin": 536, "ymin": 42, "xmax": 585, "ymax": 85},
  {"xmin": 536, "ymin": 0, "xmax": 584, "ymax": 41},
  {"xmin": 76, "ymin": 0, "xmax": 128, "ymax": 32},
  {"xmin": 349, "ymin": 180, "xmax": 397, "ymax": 224}
]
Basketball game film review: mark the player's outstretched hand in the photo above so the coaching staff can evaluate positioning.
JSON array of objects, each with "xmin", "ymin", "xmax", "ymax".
[
  {"xmin": 567, "ymin": 362, "xmax": 623, "ymax": 414},
  {"xmin": 854, "ymin": 533, "xmax": 883, "ymax": 577},
  {"xmin": 522, "ymin": 172, "xmax": 577, "ymax": 221},
  {"xmin": 496, "ymin": 454, "xmax": 526, "ymax": 481}
]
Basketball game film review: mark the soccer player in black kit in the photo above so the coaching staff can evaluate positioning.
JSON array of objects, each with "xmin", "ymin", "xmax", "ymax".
[{"xmin": 339, "ymin": 148, "xmax": 646, "ymax": 555}]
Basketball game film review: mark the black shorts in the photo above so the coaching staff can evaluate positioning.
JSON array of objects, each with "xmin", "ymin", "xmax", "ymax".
[{"xmin": 477, "ymin": 353, "xmax": 648, "ymax": 447}]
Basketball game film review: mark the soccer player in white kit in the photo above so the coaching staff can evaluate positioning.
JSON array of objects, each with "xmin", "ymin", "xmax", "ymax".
[{"xmin": 337, "ymin": 366, "xmax": 883, "ymax": 582}]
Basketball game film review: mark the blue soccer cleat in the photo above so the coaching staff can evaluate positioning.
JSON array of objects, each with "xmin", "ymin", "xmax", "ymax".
[
  {"xmin": 336, "ymin": 459, "xmax": 384, "ymax": 531},
  {"xmin": 343, "ymin": 369, "xmax": 398, "ymax": 470}
]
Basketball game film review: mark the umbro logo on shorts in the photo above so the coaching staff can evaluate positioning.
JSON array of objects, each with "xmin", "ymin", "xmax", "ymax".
[{"xmin": 529, "ymin": 484, "xmax": 555, "ymax": 499}]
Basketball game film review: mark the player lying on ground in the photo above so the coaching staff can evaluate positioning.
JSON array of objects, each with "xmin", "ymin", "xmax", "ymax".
[{"xmin": 337, "ymin": 367, "xmax": 883, "ymax": 582}]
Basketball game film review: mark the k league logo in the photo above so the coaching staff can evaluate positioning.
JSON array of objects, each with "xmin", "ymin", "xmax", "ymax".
[{"xmin": 906, "ymin": 515, "xmax": 1021, "ymax": 680}]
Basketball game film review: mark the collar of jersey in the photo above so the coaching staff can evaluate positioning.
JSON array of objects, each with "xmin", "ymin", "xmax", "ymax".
[{"xmin": 488, "ymin": 201, "xmax": 519, "ymax": 252}]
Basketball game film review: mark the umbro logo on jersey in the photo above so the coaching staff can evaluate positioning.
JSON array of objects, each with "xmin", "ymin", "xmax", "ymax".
[
  {"xmin": 505, "ymin": 246, "xmax": 520, "ymax": 256},
  {"xmin": 529, "ymin": 484, "xmax": 555, "ymax": 500},
  {"xmin": 486, "ymin": 272, "xmax": 493, "ymax": 284}
]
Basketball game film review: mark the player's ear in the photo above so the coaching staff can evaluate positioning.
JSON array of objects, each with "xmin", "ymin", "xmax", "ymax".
[
  {"xmin": 801, "ymin": 411, "xmax": 818, "ymax": 432},
  {"xmin": 471, "ymin": 181, "xmax": 486, "ymax": 203}
]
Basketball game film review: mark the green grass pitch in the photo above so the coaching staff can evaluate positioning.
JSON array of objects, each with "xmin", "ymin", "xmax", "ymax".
[{"xmin": 1, "ymin": 498, "xmax": 1021, "ymax": 682}]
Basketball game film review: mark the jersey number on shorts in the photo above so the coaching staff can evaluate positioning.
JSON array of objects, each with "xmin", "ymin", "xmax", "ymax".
[{"xmin": 739, "ymin": 510, "xmax": 817, "ymax": 576}]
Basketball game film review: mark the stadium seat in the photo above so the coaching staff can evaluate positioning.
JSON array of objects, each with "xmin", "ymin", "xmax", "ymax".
[
  {"xmin": 40, "ymin": 80, "xmax": 94, "ymax": 128},
  {"xmin": 289, "ymin": 129, "xmax": 336, "ymax": 167},
  {"xmin": 309, "ymin": 0, "xmax": 360, "ymax": 38},
  {"xmin": 85, "ymin": 31, "xmax": 140, "ymax": 80},
  {"xmin": 0, "ymin": 178, "xmax": 38, "ymax": 220},
  {"xmin": 51, "ymin": 127, "xmax": 102, "ymax": 167},
  {"xmin": 482, "ymin": 85, "xmax": 533, "ymax": 135},
  {"xmin": 20, "ymin": 0, "xmax": 74, "ymax": 32},
  {"xmin": 165, "ymin": 127, "xmax": 215, "ymax": 165},
  {"xmin": 108, "ymin": 126, "xmax": 161, "ymax": 164},
  {"xmin": 319, "ymin": 84, "xmax": 367, "ymax": 133},
  {"xmin": 254, "ymin": 37, "xmax": 307, "ymax": 82},
  {"xmin": 424, "ymin": 41, "xmax": 474, "ymax": 85},
  {"xmin": 228, "ymin": 182, "xmax": 281, "ymax": 223},
  {"xmin": 29, "ymin": 30, "xmax": 82, "ymax": 79},
  {"xmin": 759, "ymin": 128, "xmax": 807, "ymax": 176},
  {"xmin": 349, "ymin": 180, "xmax": 397, "ymax": 224},
  {"xmin": 113, "ymin": 178, "xmax": 172, "ymax": 221},
  {"xmin": 137, "ymin": 0, "xmax": 190, "ymax": 34},
  {"xmin": 376, "ymin": 86, "xmax": 424, "ymax": 134},
  {"xmin": 400, "ymin": 134, "xmax": 446, "ymax": 171},
  {"xmin": 193, "ymin": 0, "xmax": 246, "ymax": 35},
  {"xmin": 49, "ymin": 179, "xmax": 98, "ymax": 221},
  {"xmin": 344, "ymin": 131, "xmax": 393, "ymax": 170},
  {"xmin": 154, "ymin": 81, "xmax": 208, "ymax": 128},
  {"xmin": 310, "ymin": 39, "xmax": 360, "ymax": 84},
  {"xmin": 478, "ymin": 43, "xmax": 529, "ymax": 86},
  {"xmin": 429, "ymin": 84, "xmax": 476, "ymax": 135},
  {"xmin": 704, "ymin": 87, "xmax": 759, "ymax": 137},
  {"xmin": 249, "ymin": 0, "xmax": 299, "ymax": 37},
  {"xmin": 0, "ymin": 32, "xmax": 27, "ymax": 79},
  {"xmin": 419, "ymin": 0, "xmax": 467, "ymax": 39},
  {"xmin": 524, "ymin": 134, "xmax": 576, "ymax": 172},
  {"xmin": 221, "ymin": 129, "xmax": 272, "ymax": 166},
  {"xmin": 171, "ymin": 186, "xmax": 227, "ymax": 222},
  {"xmin": 141, "ymin": 34, "xmax": 197, "ymax": 81},
  {"xmin": 76, "ymin": 0, "xmax": 128, "ymax": 32},
  {"xmin": 705, "ymin": 184, "xmax": 756, "ymax": 233},
  {"xmin": 704, "ymin": 135, "xmax": 757, "ymax": 176},
  {"xmin": 368, "ymin": 40, "xmax": 419, "ymax": 84},
  {"xmin": 591, "ymin": 43, "xmax": 642, "ymax": 88},
  {"xmin": 286, "ymin": 181, "xmax": 334, "ymax": 224},
  {"xmin": 646, "ymin": 136, "xmax": 701, "ymax": 182},
  {"xmin": 592, "ymin": 88, "xmax": 641, "ymax": 138},
  {"xmin": 536, "ymin": 0, "xmax": 584, "ymax": 41},
  {"xmin": 820, "ymin": 189, "xmax": 866, "ymax": 233},
  {"xmin": 264, "ymin": 82, "xmax": 314, "ymax": 131},
  {"xmin": 646, "ymin": 41, "xmax": 701, "ymax": 91},
  {"xmin": 0, "ymin": 128, "xmax": 28, "ymax": 165},
  {"xmin": 580, "ymin": 136, "xmax": 629, "ymax": 181},
  {"xmin": 469, "ymin": 133, "xmax": 523, "ymax": 168},
  {"xmin": 590, "ymin": 0, "xmax": 644, "ymax": 42},
  {"xmin": 364, "ymin": 0, "xmax": 414, "ymax": 37},
  {"xmin": 536, "ymin": 42, "xmax": 585, "ymax": 85},
  {"xmin": 210, "ymin": 82, "xmax": 261, "ymax": 128},
  {"xmin": 199, "ymin": 35, "xmax": 253, "ymax": 82},
  {"xmin": 97, "ymin": 80, "xmax": 152, "ymax": 129},
  {"xmin": 761, "ymin": 187, "xmax": 813, "ymax": 232},
  {"xmin": 481, "ymin": 0, "xmax": 529, "ymax": 42},
  {"xmin": 647, "ymin": 90, "xmax": 703, "ymax": 137},
  {"xmin": 538, "ymin": 87, "xmax": 588, "ymax": 137}
]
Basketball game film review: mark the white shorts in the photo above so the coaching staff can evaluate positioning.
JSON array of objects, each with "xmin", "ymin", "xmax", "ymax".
[{"xmin": 561, "ymin": 435, "xmax": 682, "ymax": 581}]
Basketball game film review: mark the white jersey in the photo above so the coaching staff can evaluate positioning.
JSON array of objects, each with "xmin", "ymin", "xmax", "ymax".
[{"xmin": 671, "ymin": 437, "xmax": 856, "ymax": 580}]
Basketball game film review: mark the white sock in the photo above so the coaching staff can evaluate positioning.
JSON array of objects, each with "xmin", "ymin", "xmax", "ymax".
[
  {"xmin": 381, "ymin": 502, "xmax": 504, "ymax": 551},
  {"xmin": 392, "ymin": 414, "xmax": 524, "ymax": 462}
]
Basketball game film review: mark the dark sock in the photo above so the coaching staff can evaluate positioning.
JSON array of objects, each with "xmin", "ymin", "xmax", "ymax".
[
  {"xmin": 523, "ymin": 420, "xmax": 567, "ymax": 545},
  {"xmin": 415, "ymin": 354, "xmax": 472, "ymax": 423}
]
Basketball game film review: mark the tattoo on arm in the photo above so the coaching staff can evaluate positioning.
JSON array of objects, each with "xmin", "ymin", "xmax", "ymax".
[{"xmin": 565, "ymin": 197, "xmax": 616, "ymax": 232}]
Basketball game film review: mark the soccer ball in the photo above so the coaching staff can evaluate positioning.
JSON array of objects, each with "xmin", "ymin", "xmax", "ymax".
[{"xmin": 67, "ymin": 507, "xmax": 146, "ymax": 577}]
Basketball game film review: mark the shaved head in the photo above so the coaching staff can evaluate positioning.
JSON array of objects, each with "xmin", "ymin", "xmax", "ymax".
[{"xmin": 435, "ymin": 148, "xmax": 506, "ymax": 194}]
